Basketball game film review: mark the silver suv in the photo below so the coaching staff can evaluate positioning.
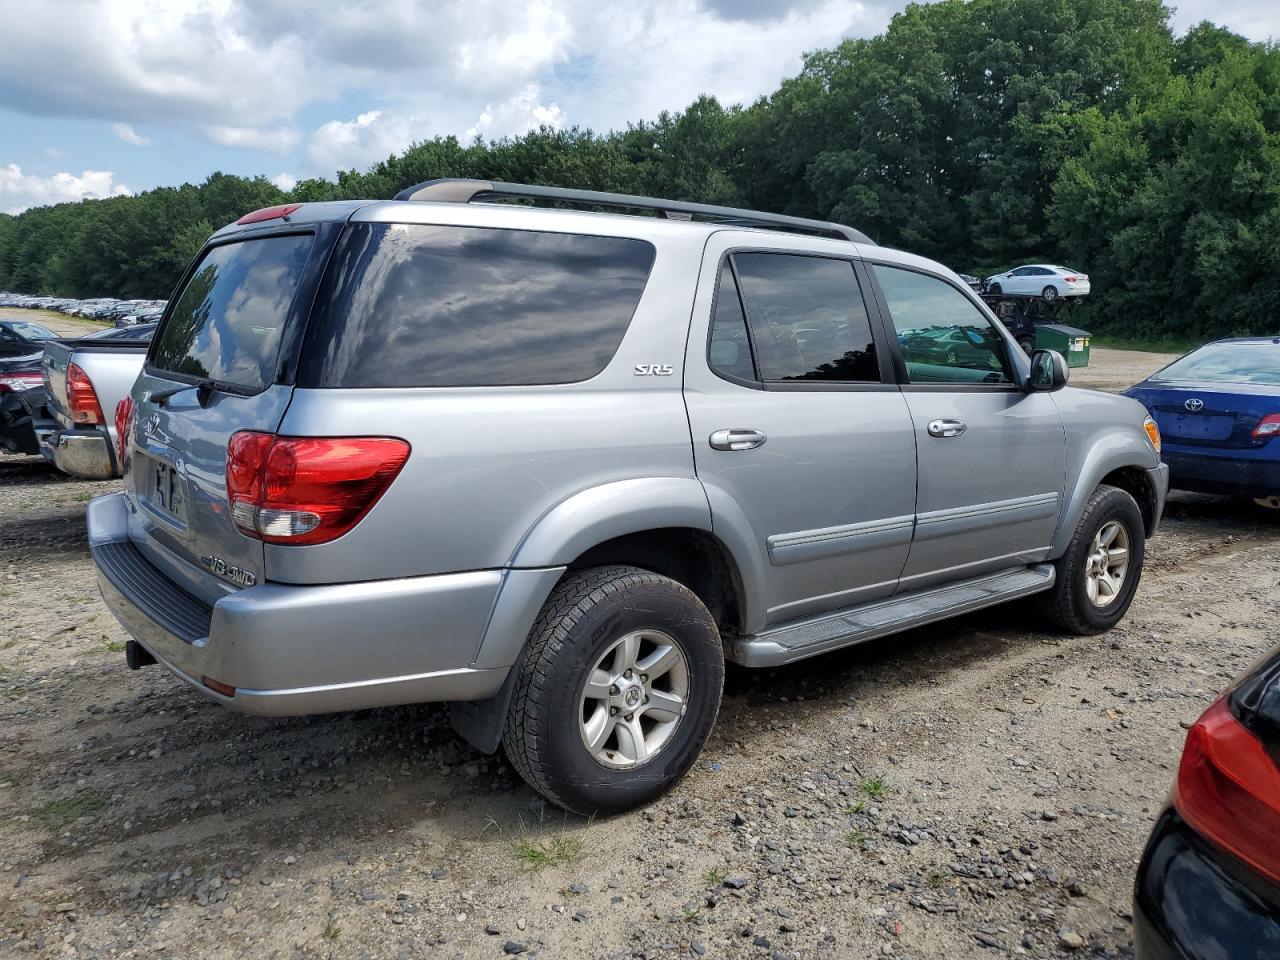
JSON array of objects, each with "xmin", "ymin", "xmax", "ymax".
[{"xmin": 90, "ymin": 180, "xmax": 1168, "ymax": 814}]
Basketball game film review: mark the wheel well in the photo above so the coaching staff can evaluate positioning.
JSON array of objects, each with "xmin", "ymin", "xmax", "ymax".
[
  {"xmin": 568, "ymin": 528, "xmax": 746, "ymax": 637},
  {"xmin": 1101, "ymin": 466, "xmax": 1157, "ymax": 535}
]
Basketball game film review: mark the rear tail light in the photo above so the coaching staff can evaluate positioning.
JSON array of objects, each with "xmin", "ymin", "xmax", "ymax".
[
  {"xmin": 0, "ymin": 371, "xmax": 42, "ymax": 394},
  {"xmin": 114, "ymin": 395, "xmax": 134, "ymax": 468},
  {"xmin": 66, "ymin": 362, "xmax": 104, "ymax": 424},
  {"xmin": 226, "ymin": 431, "xmax": 410, "ymax": 546},
  {"xmin": 1173, "ymin": 698, "xmax": 1280, "ymax": 885},
  {"xmin": 1064, "ymin": 276, "xmax": 1078, "ymax": 283},
  {"xmin": 1252, "ymin": 414, "xmax": 1280, "ymax": 439}
]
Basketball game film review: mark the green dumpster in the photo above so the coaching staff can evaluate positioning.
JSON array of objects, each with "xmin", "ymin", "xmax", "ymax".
[{"xmin": 1036, "ymin": 323, "xmax": 1092, "ymax": 368}]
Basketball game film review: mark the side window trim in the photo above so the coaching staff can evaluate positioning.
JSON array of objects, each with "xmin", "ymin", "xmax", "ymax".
[
  {"xmin": 705, "ymin": 254, "xmax": 764, "ymax": 390},
  {"xmin": 707, "ymin": 247, "xmax": 893, "ymax": 390},
  {"xmin": 859, "ymin": 258, "xmax": 1024, "ymax": 392}
]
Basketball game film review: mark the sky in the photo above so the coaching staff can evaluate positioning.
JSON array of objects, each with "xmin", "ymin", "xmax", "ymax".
[{"xmin": 1, "ymin": 0, "xmax": 1277, "ymax": 215}]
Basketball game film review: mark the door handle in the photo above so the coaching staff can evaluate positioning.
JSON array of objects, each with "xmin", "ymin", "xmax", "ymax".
[
  {"xmin": 927, "ymin": 418, "xmax": 967, "ymax": 438},
  {"xmin": 709, "ymin": 428, "xmax": 767, "ymax": 452}
]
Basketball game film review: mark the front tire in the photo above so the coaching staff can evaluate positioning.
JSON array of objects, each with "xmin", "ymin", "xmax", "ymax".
[
  {"xmin": 989, "ymin": 283, "xmax": 1003, "ymax": 296},
  {"xmin": 502, "ymin": 566, "xmax": 724, "ymax": 815},
  {"xmin": 1038, "ymin": 485, "xmax": 1145, "ymax": 635}
]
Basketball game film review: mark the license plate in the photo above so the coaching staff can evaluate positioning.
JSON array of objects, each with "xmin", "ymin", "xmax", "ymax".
[
  {"xmin": 148, "ymin": 457, "xmax": 188, "ymax": 524},
  {"xmin": 1165, "ymin": 413, "xmax": 1232, "ymax": 441}
]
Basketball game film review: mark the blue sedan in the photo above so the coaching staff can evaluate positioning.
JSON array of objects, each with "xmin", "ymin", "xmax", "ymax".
[{"xmin": 1125, "ymin": 338, "xmax": 1280, "ymax": 507}]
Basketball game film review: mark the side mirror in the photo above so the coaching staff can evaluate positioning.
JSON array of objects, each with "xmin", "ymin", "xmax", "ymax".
[{"xmin": 1028, "ymin": 349, "xmax": 1069, "ymax": 392}]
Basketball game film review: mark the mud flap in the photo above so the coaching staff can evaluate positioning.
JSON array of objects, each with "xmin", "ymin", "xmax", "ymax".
[
  {"xmin": 125, "ymin": 639, "xmax": 157, "ymax": 671},
  {"xmin": 449, "ymin": 659, "xmax": 521, "ymax": 755}
]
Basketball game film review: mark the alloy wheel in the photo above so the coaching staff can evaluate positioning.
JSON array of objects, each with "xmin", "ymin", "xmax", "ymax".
[
  {"xmin": 1085, "ymin": 519, "xmax": 1130, "ymax": 607},
  {"xmin": 578, "ymin": 629, "xmax": 690, "ymax": 769}
]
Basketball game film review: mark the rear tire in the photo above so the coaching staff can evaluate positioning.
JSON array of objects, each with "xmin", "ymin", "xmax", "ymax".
[
  {"xmin": 1038, "ymin": 485, "xmax": 1145, "ymax": 635},
  {"xmin": 1042, "ymin": 285, "xmax": 1059, "ymax": 302},
  {"xmin": 502, "ymin": 566, "xmax": 724, "ymax": 816}
]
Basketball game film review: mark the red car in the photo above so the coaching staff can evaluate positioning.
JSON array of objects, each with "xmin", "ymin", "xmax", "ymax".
[{"xmin": 1134, "ymin": 645, "xmax": 1280, "ymax": 957}]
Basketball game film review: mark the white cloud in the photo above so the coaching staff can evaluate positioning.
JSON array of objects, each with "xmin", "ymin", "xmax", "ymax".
[
  {"xmin": 307, "ymin": 110, "xmax": 418, "ymax": 171},
  {"xmin": 0, "ymin": 164, "xmax": 131, "ymax": 214},
  {"xmin": 466, "ymin": 84, "xmax": 566, "ymax": 141},
  {"xmin": 203, "ymin": 124, "xmax": 301, "ymax": 153},
  {"xmin": 270, "ymin": 171, "xmax": 297, "ymax": 192},
  {"xmin": 111, "ymin": 122, "xmax": 149, "ymax": 146}
]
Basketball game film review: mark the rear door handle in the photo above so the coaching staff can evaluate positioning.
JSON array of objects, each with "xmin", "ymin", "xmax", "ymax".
[
  {"xmin": 709, "ymin": 428, "xmax": 767, "ymax": 451},
  {"xmin": 927, "ymin": 419, "xmax": 967, "ymax": 439}
]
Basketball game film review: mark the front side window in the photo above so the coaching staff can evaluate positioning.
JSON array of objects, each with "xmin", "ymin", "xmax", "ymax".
[
  {"xmin": 301, "ymin": 223, "xmax": 655, "ymax": 388},
  {"xmin": 732, "ymin": 253, "xmax": 879, "ymax": 383},
  {"xmin": 873, "ymin": 264, "xmax": 1013, "ymax": 385},
  {"xmin": 151, "ymin": 233, "xmax": 314, "ymax": 391}
]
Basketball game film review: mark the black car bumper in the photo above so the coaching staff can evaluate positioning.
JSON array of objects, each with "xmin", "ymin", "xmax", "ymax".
[
  {"xmin": 1134, "ymin": 809, "xmax": 1280, "ymax": 959},
  {"xmin": 1162, "ymin": 448, "xmax": 1280, "ymax": 498}
]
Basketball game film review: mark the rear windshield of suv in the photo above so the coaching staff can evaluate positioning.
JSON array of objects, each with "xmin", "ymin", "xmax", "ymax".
[
  {"xmin": 299, "ymin": 223, "xmax": 656, "ymax": 388},
  {"xmin": 150, "ymin": 233, "xmax": 314, "ymax": 391}
]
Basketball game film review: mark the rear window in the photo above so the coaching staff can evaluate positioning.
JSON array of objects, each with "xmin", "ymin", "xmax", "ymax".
[
  {"xmin": 1150, "ymin": 342, "xmax": 1280, "ymax": 386},
  {"xmin": 150, "ymin": 233, "xmax": 314, "ymax": 391},
  {"xmin": 299, "ymin": 223, "xmax": 655, "ymax": 388}
]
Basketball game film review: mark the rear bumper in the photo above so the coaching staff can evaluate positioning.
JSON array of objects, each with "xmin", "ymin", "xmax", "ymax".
[
  {"xmin": 1134, "ymin": 808, "xmax": 1280, "ymax": 959},
  {"xmin": 87, "ymin": 492, "xmax": 534, "ymax": 717},
  {"xmin": 1162, "ymin": 446, "xmax": 1280, "ymax": 498},
  {"xmin": 42, "ymin": 427, "xmax": 116, "ymax": 479}
]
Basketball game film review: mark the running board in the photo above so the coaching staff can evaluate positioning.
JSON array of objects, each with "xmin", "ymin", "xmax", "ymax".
[{"xmin": 728, "ymin": 564, "xmax": 1055, "ymax": 668}]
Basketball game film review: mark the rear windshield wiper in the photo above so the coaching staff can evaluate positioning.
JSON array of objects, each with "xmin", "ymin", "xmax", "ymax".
[{"xmin": 146, "ymin": 379, "xmax": 219, "ymax": 407}]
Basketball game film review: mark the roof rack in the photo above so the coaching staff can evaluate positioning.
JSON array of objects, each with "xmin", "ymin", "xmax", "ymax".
[{"xmin": 391, "ymin": 178, "xmax": 873, "ymax": 244}]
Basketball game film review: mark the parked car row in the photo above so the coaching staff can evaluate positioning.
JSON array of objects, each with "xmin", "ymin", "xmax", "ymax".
[{"xmin": 0, "ymin": 290, "xmax": 166, "ymax": 327}]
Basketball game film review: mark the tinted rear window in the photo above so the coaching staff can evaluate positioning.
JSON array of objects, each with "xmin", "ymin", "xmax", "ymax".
[
  {"xmin": 150, "ymin": 234, "xmax": 314, "ymax": 391},
  {"xmin": 300, "ymin": 223, "xmax": 655, "ymax": 388}
]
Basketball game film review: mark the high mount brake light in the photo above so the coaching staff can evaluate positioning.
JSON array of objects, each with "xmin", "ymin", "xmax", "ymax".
[
  {"xmin": 236, "ymin": 203, "xmax": 302, "ymax": 225},
  {"xmin": 114, "ymin": 395, "xmax": 134, "ymax": 468},
  {"xmin": 225, "ymin": 432, "xmax": 410, "ymax": 546},
  {"xmin": 1174, "ymin": 698, "xmax": 1280, "ymax": 886},
  {"xmin": 66, "ymin": 362, "xmax": 104, "ymax": 424}
]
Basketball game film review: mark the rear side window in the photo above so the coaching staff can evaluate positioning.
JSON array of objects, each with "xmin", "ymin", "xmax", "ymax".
[
  {"xmin": 150, "ymin": 234, "xmax": 313, "ymax": 391},
  {"xmin": 732, "ymin": 253, "xmax": 879, "ymax": 383},
  {"xmin": 300, "ymin": 223, "xmax": 656, "ymax": 388}
]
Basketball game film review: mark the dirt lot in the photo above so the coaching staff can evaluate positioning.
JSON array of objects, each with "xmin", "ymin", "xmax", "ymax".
[{"xmin": 2, "ymin": 344, "xmax": 1278, "ymax": 960}]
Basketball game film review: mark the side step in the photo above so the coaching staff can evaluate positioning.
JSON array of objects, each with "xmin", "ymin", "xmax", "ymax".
[{"xmin": 728, "ymin": 564, "xmax": 1055, "ymax": 668}]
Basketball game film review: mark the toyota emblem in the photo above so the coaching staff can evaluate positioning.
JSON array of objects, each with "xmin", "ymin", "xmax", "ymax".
[{"xmin": 1184, "ymin": 398, "xmax": 1204, "ymax": 412}]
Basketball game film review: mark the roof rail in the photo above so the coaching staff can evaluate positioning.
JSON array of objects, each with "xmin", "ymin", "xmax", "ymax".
[{"xmin": 391, "ymin": 178, "xmax": 873, "ymax": 244}]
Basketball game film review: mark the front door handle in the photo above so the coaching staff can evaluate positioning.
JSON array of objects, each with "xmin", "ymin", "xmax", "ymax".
[
  {"xmin": 927, "ymin": 418, "xmax": 967, "ymax": 439},
  {"xmin": 709, "ymin": 428, "xmax": 767, "ymax": 451}
]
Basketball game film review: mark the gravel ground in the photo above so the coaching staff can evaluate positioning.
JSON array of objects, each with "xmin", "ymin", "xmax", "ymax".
[{"xmin": 2, "ymin": 346, "xmax": 1278, "ymax": 960}]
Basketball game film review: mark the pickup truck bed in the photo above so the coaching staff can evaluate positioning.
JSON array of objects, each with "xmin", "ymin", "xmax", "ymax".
[{"xmin": 42, "ymin": 336, "xmax": 149, "ymax": 478}]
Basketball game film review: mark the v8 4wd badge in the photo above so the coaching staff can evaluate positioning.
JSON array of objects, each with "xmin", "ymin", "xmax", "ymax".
[{"xmin": 200, "ymin": 554, "xmax": 257, "ymax": 587}]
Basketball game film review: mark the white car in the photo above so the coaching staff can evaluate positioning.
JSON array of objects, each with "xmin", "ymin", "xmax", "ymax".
[{"xmin": 984, "ymin": 264, "xmax": 1091, "ymax": 301}]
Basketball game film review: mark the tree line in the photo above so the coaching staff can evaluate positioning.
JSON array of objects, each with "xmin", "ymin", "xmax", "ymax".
[{"xmin": 1, "ymin": 0, "xmax": 1276, "ymax": 341}]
